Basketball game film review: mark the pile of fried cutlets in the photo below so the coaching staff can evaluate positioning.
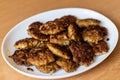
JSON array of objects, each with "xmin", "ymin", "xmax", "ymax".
[{"xmin": 9, "ymin": 15, "xmax": 109, "ymax": 73}]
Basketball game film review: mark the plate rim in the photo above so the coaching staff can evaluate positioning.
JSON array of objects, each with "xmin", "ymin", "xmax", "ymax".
[{"xmin": 1, "ymin": 8, "xmax": 119, "ymax": 79}]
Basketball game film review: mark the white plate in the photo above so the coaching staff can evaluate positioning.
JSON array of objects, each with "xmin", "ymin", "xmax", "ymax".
[{"xmin": 1, "ymin": 8, "xmax": 118, "ymax": 79}]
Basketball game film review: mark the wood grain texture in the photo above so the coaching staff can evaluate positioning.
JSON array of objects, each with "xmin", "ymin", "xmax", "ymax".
[{"xmin": 0, "ymin": 0, "xmax": 120, "ymax": 80}]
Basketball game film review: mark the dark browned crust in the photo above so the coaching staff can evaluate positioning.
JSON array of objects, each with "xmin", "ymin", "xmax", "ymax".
[
  {"xmin": 28, "ymin": 22, "xmax": 43, "ymax": 29},
  {"xmin": 91, "ymin": 40, "xmax": 109, "ymax": 55},
  {"xmin": 39, "ymin": 21, "xmax": 65, "ymax": 35},
  {"xmin": 9, "ymin": 50, "xmax": 31, "ymax": 66},
  {"xmin": 27, "ymin": 22, "xmax": 49, "ymax": 41},
  {"xmin": 54, "ymin": 15, "xmax": 77, "ymax": 28},
  {"xmin": 69, "ymin": 41, "xmax": 94, "ymax": 66}
]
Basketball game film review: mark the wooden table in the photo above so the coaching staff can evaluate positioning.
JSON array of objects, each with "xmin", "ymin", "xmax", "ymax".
[{"xmin": 0, "ymin": 0, "xmax": 120, "ymax": 80}]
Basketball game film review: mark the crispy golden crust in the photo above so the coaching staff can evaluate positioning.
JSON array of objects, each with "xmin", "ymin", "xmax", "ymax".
[
  {"xmin": 36, "ymin": 62, "xmax": 60, "ymax": 73},
  {"xmin": 9, "ymin": 50, "xmax": 31, "ymax": 66},
  {"xmin": 47, "ymin": 43, "xmax": 70, "ymax": 59},
  {"xmin": 67, "ymin": 24, "xmax": 81, "ymax": 41},
  {"xmin": 27, "ymin": 22, "xmax": 49, "ymax": 41},
  {"xmin": 69, "ymin": 41, "xmax": 94, "ymax": 66},
  {"xmin": 56, "ymin": 58, "xmax": 78, "ymax": 72},
  {"xmin": 82, "ymin": 27, "xmax": 105, "ymax": 44},
  {"xmin": 91, "ymin": 40, "xmax": 109, "ymax": 55},
  {"xmin": 76, "ymin": 19, "xmax": 100, "ymax": 28},
  {"xmin": 14, "ymin": 38, "xmax": 40, "ymax": 49},
  {"xmin": 27, "ymin": 49, "xmax": 55, "ymax": 66},
  {"xmin": 50, "ymin": 32, "xmax": 70, "ymax": 45},
  {"xmin": 39, "ymin": 21, "xmax": 65, "ymax": 35}
]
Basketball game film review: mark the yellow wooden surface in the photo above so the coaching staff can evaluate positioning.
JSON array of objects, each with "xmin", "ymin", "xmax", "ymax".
[{"xmin": 0, "ymin": 0, "xmax": 120, "ymax": 80}]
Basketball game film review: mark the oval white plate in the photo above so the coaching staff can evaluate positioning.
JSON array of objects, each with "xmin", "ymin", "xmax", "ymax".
[{"xmin": 1, "ymin": 8, "xmax": 118, "ymax": 79}]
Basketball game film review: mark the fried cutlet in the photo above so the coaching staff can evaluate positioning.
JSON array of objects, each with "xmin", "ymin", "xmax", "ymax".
[
  {"xmin": 47, "ymin": 43, "xmax": 70, "ymax": 59},
  {"xmin": 36, "ymin": 62, "xmax": 60, "ymax": 73},
  {"xmin": 50, "ymin": 32, "xmax": 70, "ymax": 45},
  {"xmin": 60, "ymin": 15, "xmax": 77, "ymax": 24},
  {"xmin": 14, "ymin": 38, "xmax": 40, "ymax": 50},
  {"xmin": 91, "ymin": 40, "xmax": 109, "ymax": 55},
  {"xmin": 82, "ymin": 27, "xmax": 107, "ymax": 44},
  {"xmin": 27, "ymin": 49, "xmax": 55, "ymax": 66},
  {"xmin": 76, "ymin": 18, "xmax": 100, "ymax": 28},
  {"xmin": 56, "ymin": 58, "xmax": 78, "ymax": 72},
  {"xmin": 39, "ymin": 21, "xmax": 65, "ymax": 35},
  {"xmin": 54, "ymin": 15, "xmax": 77, "ymax": 28},
  {"xmin": 28, "ymin": 22, "xmax": 42, "ymax": 29},
  {"xmin": 9, "ymin": 50, "xmax": 31, "ymax": 66},
  {"xmin": 27, "ymin": 22, "xmax": 49, "ymax": 41},
  {"xmin": 67, "ymin": 24, "xmax": 81, "ymax": 41},
  {"xmin": 69, "ymin": 41, "xmax": 94, "ymax": 66}
]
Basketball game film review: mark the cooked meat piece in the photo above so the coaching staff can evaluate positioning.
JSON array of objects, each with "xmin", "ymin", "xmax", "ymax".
[
  {"xmin": 39, "ymin": 21, "xmax": 65, "ymax": 35},
  {"xmin": 100, "ymin": 26, "xmax": 108, "ymax": 37},
  {"xmin": 54, "ymin": 15, "xmax": 77, "ymax": 28},
  {"xmin": 67, "ymin": 24, "xmax": 81, "ymax": 41},
  {"xmin": 29, "ymin": 41, "xmax": 49, "ymax": 55},
  {"xmin": 91, "ymin": 40, "xmax": 109, "ymax": 55},
  {"xmin": 69, "ymin": 41, "xmax": 94, "ymax": 66},
  {"xmin": 29, "ymin": 46, "xmax": 47, "ymax": 55},
  {"xmin": 27, "ymin": 22, "xmax": 49, "ymax": 41},
  {"xmin": 50, "ymin": 32, "xmax": 70, "ymax": 45},
  {"xmin": 28, "ymin": 22, "xmax": 43, "ymax": 29},
  {"xmin": 47, "ymin": 43, "xmax": 70, "ymax": 59},
  {"xmin": 36, "ymin": 62, "xmax": 60, "ymax": 73},
  {"xmin": 76, "ymin": 19, "xmax": 100, "ymax": 28},
  {"xmin": 60, "ymin": 15, "xmax": 77, "ymax": 24},
  {"xmin": 82, "ymin": 27, "xmax": 106, "ymax": 44},
  {"xmin": 54, "ymin": 18, "xmax": 69, "ymax": 28},
  {"xmin": 56, "ymin": 58, "xmax": 78, "ymax": 72},
  {"xmin": 35, "ymin": 41, "xmax": 49, "ymax": 49},
  {"xmin": 14, "ymin": 38, "xmax": 40, "ymax": 49},
  {"xmin": 27, "ymin": 49, "xmax": 55, "ymax": 66},
  {"xmin": 9, "ymin": 50, "xmax": 31, "ymax": 66}
]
